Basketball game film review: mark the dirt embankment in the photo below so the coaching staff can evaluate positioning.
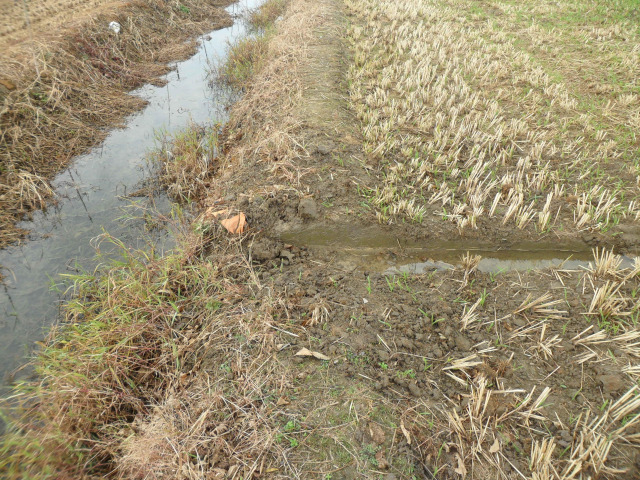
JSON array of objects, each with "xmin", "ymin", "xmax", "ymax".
[
  {"xmin": 3, "ymin": 0, "xmax": 640, "ymax": 479},
  {"xmin": 0, "ymin": 0, "xmax": 232, "ymax": 249}
]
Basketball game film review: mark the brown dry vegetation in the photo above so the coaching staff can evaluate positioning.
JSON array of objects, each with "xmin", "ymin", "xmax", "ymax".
[
  {"xmin": 4, "ymin": 0, "xmax": 640, "ymax": 479},
  {"xmin": 0, "ymin": 0, "xmax": 232, "ymax": 249},
  {"xmin": 0, "ymin": 0, "xmax": 124, "ymax": 49}
]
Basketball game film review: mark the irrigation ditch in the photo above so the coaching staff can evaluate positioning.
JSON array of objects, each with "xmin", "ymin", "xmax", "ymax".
[{"xmin": 0, "ymin": 0, "xmax": 263, "ymax": 389}]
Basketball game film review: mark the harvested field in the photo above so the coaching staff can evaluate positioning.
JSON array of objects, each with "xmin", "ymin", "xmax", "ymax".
[
  {"xmin": 344, "ymin": 0, "xmax": 640, "ymax": 240},
  {"xmin": 3, "ymin": 0, "xmax": 640, "ymax": 479}
]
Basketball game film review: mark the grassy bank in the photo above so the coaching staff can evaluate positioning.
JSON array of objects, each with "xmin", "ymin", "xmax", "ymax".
[
  {"xmin": 0, "ymin": 0, "xmax": 233, "ymax": 250},
  {"xmin": 0, "ymin": 228, "xmax": 264, "ymax": 478},
  {"xmin": 214, "ymin": 0, "xmax": 287, "ymax": 89}
]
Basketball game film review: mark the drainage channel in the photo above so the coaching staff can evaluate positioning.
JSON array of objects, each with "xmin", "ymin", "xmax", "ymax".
[
  {"xmin": 0, "ymin": 0, "xmax": 261, "ymax": 387},
  {"xmin": 280, "ymin": 224, "xmax": 634, "ymax": 274}
]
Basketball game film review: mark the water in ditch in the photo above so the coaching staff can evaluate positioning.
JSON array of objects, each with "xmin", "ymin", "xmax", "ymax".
[{"xmin": 0, "ymin": 0, "xmax": 262, "ymax": 387}]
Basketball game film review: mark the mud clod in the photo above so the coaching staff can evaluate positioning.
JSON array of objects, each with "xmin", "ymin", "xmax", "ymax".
[
  {"xmin": 250, "ymin": 237, "xmax": 281, "ymax": 261},
  {"xmin": 297, "ymin": 197, "xmax": 318, "ymax": 219}
]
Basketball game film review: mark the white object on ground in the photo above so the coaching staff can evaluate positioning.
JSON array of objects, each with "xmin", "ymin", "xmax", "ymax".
[{"xmin": 109, "ymin": 21, "xmax": 121, "ymax": 34}]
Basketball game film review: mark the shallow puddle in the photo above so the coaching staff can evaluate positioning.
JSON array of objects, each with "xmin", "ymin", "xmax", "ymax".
[
  {"xmin": 280, "ymin": 224, "xmax": 634, "ymax": 273},
  {"xmin": 0, "ymin": 0, "xmax": 261, "ymax": 386}
]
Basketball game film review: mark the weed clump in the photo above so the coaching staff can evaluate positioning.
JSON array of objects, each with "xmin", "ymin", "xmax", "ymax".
[
  {"xmin": 215, "ymin": 0, "xmax": 289, "ymax": 90},
  {"xmin": 217, "ymin": 34, "xmax": 271, "ymax": 90},
  {"xmin": 152, "ymin": 124, "xmax": 221, "ymax": 203},
  {"xmin": 248, "ymin": 0, "xmax": 289, "ymax": 30}
]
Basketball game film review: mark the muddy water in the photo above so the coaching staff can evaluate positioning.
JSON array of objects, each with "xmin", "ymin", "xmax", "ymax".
[
  {"xmin": 280, "ymin": 224, "xmax": 631, "ymax": 273},
  {"xmin": 0, "ymin": 0, "xmax": 261, "ymax": 385}
]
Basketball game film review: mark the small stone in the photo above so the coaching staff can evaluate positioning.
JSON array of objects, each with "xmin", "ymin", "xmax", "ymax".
[
  {"xmin": 280, "ymin": 249, "xmax": 294, "ymax": 261},
  {"xmin": 559, "ymin": 429, "xmax": 571, "ymax": 442},
  {"xmin": 597, "ymin": 374, "xmax": 627, "ymax": 393},
  {"xmin": 512, "ymin": 317, "xmax": 526, "ymax": 327},
  {"xmin": 251, "ymin": 238, "xmax": 280, "ymax": 261},
  {"xmin": 375, "ymin": 449, "xmax": 389, "ymax": 469},
  {"xmin": 369, "ymin": 423, "xmax": 386, "ymax": 445},
  {"xmin": 317, "ymin": 143, "xmax": 332, "ymax": 155}
]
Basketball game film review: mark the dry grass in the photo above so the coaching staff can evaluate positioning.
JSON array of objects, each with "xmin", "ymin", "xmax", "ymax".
[
  {"xmin": 116, "ymin": 309, "xmax": 288, "ymax": 479},
  {"xmin": 221, "ymin": 0, "xmax": 323, "ymax": 176}
]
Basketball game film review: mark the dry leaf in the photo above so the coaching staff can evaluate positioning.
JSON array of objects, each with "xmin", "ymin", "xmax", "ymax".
[
  {"xmin": 295, "ymin": 347, "xmax": 330, "ymax": 361},
  {"xmin": 210, "ymin": 208, "xmax": 228, "ymax": 219},
  {"xmin": 489, "ymin": 437, "xmax": 500, "ymax": 453},
  {"xmin": 202, "ymin": 207, "xmax": 228, "ymax": 221},
  {"xmin": 0, "ymin": 78, "xmax": 16, "ymax": 90},
  {"xmin": 276, "ymin": 397, "xmax": 290, "ymax": 406},
  {"xmin": 220, "ymin": 213, "xmax": 247, "ymax": 234},
  {"xmin": 400, "ymin": 420, "xmax": 411, "ymax": 445},
  {"xmin": 454, "ymin": 454, "xmax": 467, "ymax": 476}
]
